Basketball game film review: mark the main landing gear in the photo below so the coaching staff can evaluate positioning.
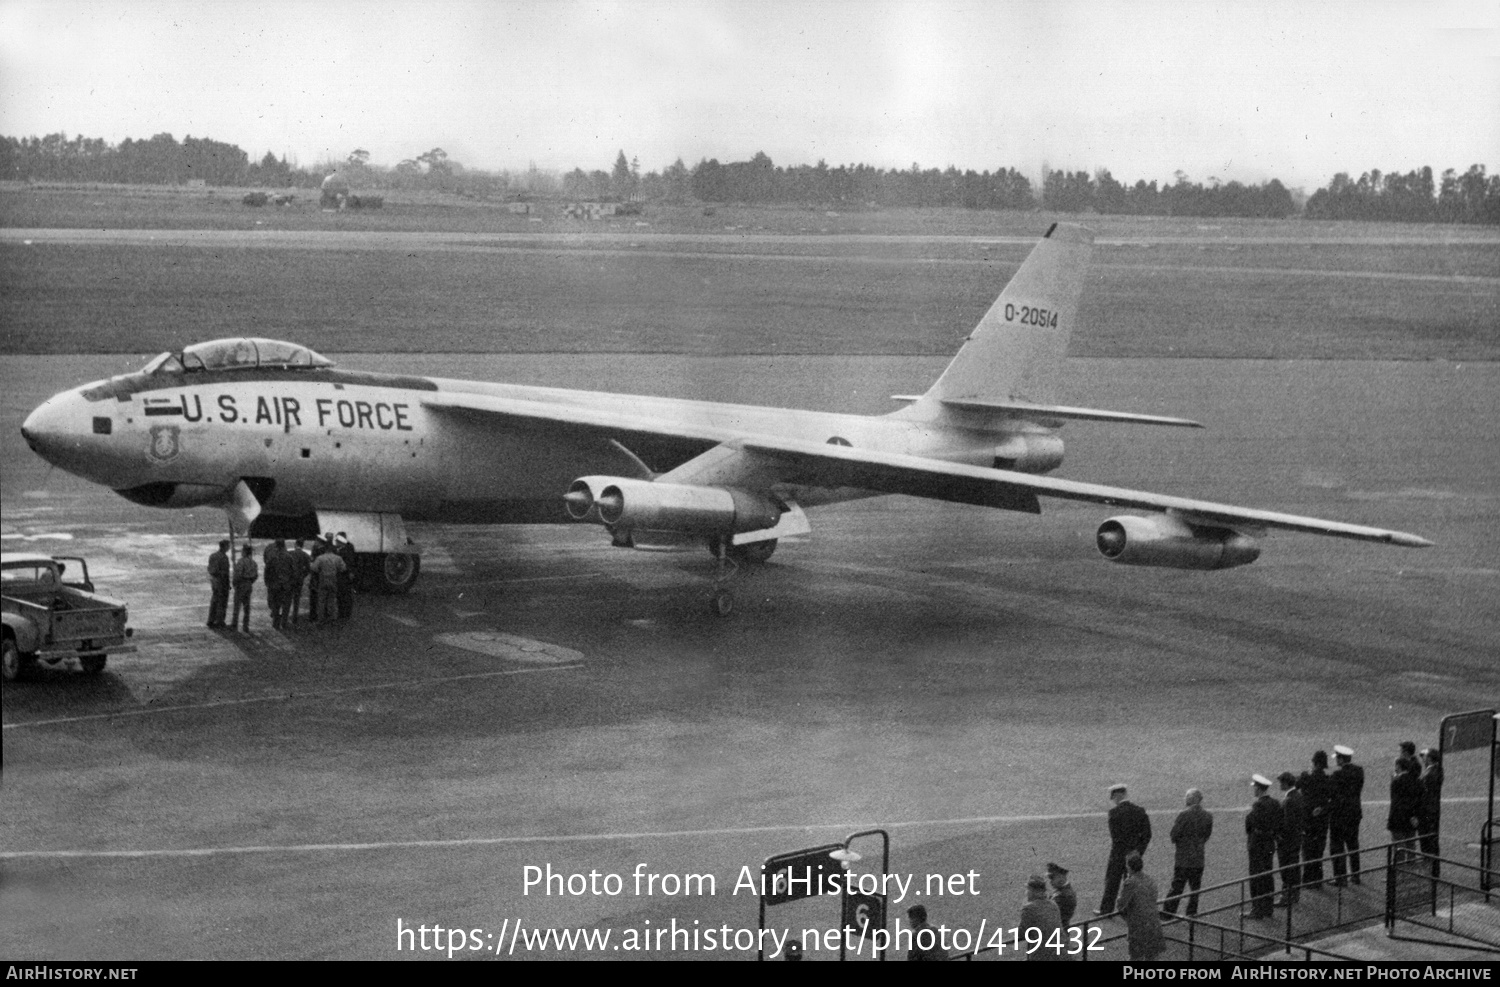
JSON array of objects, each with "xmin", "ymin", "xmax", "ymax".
[
  {"xmin": 354, "ymin": 552, "xmax": 421, "ymax": 594},
  {"xmin": 705, "ymin": 538, "xmax": 777, "ymax": 617}
]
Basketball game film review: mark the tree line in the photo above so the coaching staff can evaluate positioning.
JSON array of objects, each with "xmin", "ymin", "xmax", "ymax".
[
  {"xmin": 2, "ymin": 131, "xmax": 1497, "ymax": 224},
  {"xmin": 1304, "ymin": 166, "xmax": 1499, "ymax": 225}
]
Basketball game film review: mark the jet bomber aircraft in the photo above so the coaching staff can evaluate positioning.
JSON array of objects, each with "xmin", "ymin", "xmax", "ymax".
[{"xmin": 21, "ymin": 224, "xmax": 1430, "ymax": 615}]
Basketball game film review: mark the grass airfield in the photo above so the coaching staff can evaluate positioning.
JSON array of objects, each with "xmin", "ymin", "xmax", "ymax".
[{"xmin": 0, "ymin": 186, "xmax": 1497, "ymax": 960}]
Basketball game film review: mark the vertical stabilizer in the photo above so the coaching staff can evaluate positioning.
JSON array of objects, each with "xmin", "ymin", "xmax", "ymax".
[{"xmin": 900, "ymin": 223, "xmax": 1094, "ymax": 416}]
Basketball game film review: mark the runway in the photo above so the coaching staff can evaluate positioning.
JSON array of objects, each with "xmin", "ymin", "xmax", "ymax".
[{"xmin": 2, "ymin": 353, "xmax": 1496, "ymax": 959}]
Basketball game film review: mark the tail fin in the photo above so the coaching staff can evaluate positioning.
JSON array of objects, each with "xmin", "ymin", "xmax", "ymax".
[{"xmin": 900, "ymin": 223, "xmax": 1094, "ymax": 416}]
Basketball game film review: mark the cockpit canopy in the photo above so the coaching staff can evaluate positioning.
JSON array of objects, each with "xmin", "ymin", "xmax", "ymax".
[{"xmin": 141, "ymin": 338, "xmax": 334, "ymax": 375}]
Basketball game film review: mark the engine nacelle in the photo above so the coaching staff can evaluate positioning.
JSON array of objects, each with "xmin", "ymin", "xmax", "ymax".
[
  {"xmin": 565, "ymin": 476, "xmax": 781, "ymax": 536},
  {"xmin": 992, "ymin": 433, "xmax": 1065, "ymax": 474},
  {"xmin": 1096, "ymin": 515, "xmax": 1261, "ymax": 570}
]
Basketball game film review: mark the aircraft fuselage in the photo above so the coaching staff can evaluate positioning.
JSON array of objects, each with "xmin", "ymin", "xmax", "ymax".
[{"xmin": 23, "ymin": 364, "xmax": 1046, "ymax": 527}]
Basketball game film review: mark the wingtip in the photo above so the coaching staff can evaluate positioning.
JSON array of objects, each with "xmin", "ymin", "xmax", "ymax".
[{"xmin": 1389, "ymin": 533, "xmax": 1435, "ymax": 548}]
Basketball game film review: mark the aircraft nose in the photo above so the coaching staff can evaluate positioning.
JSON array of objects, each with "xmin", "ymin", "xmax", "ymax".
[
  {"xmin": 22, "ymin": 403, "xmax": 48, "ymax": 452},
  {"xmin": 22, "ymin": 392, "xmax": 77, "ymax": 463}
]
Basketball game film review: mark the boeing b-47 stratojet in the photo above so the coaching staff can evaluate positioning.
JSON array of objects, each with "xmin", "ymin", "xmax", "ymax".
[{"xmin": 21, "ymin": 224, "xmax": 1430, "ymax": 615}]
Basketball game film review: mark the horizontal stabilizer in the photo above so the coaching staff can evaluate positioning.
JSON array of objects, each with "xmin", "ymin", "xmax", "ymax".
[{"xmin": 937, "ymin": 397, "xmax": 1203, "ymax": 428}]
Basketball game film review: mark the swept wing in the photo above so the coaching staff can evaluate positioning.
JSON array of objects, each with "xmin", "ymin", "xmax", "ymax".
[{"xmin": 423, "ymin": 391, "xmax": 1431, "ymax": 547}]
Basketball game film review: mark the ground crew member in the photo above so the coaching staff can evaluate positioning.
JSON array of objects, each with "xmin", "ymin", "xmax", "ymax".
[
  {"xmin": 206, "ymin": 539, "xmax": 231, "ymax": 628},
  {"xmin": 1095, "ymin": 784, "xmax": 1151, "ymax": 916},
  {"xmin": 1329, "ymin": 744, "xmax": 1365, "ymax": 885},
  {"xmin": 231, "ymin": 544, "xmax": 258, "ymax": 632},
  {"xmin": 288, "ymin": 539, "xmax": 312, "ymax": 624},
  {"xmin": 1276, "ymin": 771, "xmax": 1305, "ymax": 906},
  {"xmin": 307, "ymin": 536, "xmax": 329, "ymax": 621},
  {"xmin": 334, "ymin": 532, "xmax": 357, "ymax": 621},
  {"xmin": 262, "ymin": 539, "xmax": 291, "ymax": 629},
  {"xmin": 266, "ymin": 539, "xmax": 297, "ymax": 629},
  {"xmin": 1245, "ymin": 774, "xmax": 1281, "ymax": 919},
  {"xmin": 309, "ymin": 546, "xmax": 346, "ymax": 623}
]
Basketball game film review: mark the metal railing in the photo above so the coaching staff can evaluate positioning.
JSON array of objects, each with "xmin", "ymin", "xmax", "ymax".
[
  {"xmin": 1482, "ymin": 818, "xmax": 1497, "ymax": 894},
  {"xmin": 1385, "ymin": 838, "xmax": 1500, "ymax": 954},
  {"xmin": 956, "ymin": 837, "xmax": 1496, "ymax": 961}
]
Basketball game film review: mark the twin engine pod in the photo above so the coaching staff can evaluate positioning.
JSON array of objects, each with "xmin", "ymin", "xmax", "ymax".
[
  {"xmin": 565, "ymin": 476, "xmax": 781, "ymax": 536},
  {"xmin": 1097, "ymin": 514, "xmax": 1261, "ymax": 570}
]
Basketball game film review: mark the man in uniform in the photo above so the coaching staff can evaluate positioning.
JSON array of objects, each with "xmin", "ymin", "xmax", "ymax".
[
  {"xmin": 1245, "ymin": 774, "xmax": 1282, "ymax": 919},
  {"xmin": 1329, "ymin": 744, "xmax": 1365, "ymax": 885},
  {"xmin": 334, "ymin": 532, "xmax": 357, "ymax": 621},
  {"xmin": 288, "ymin": 539, "xmax": 312, "ymax": 625},
  {"xmin": 1164, "ymin": 788, "xmax": 1212, "ymax": 918},
  {"xmin": 307, "ymin": 535, "xmax": 330, "ymax": 621},
  {"xmin": 231, "ymin": 544, "xmax": 258, "ymax": 633},
  {"xmin": 1046, "ymin": 862, "xmax": 1077, "ymax": 928},
  {"xmin": 309, "ymin": 544, "xmax": 346, "ymax": 624},
  {"xmin": 1276, "ymin": 771, "xmax": 1305, "ymax": 906},
  {"xmin": 1095, "ymin": 784, "xmax": 1152, "ymax": 916},
  {"xmin": 1299, "ymin": 750, "xmax": 1333, "ymax": 886},
  {"xmin": 263, "ymin": 539, "xmax": 294, "ymax": 630},
  {"xmin": 206, "ymin": 540, "xmax": 231, "ymax": 628}
]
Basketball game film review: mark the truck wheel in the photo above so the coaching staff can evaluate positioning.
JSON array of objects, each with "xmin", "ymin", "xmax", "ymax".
[
  {"xmin": 358, "ymin": 553, "xmax": 421, "ymax": 594},
  {"xmin": 80, "ymin": 654, "xmax": 107, "ymax": 675},
  {"xmin": 2, "ymin": 638, "xmax": 33, "ymax": 682}
]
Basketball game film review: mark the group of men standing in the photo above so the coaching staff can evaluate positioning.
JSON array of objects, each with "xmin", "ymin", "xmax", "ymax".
[
  {"xmin": 206, "ymin": 533, "xmax": 356, "ymax": 632},
  {"xmin": 1245, "ymin": 742, "xmax": 1443, "ymax": 918},
  {"xmin": 1243, "ymin": 745, "xmax": 1363, "ymax": 918},
  {"xmin": 1085, "ymin": 739, "xmax": 1446, "ymax": 938}
]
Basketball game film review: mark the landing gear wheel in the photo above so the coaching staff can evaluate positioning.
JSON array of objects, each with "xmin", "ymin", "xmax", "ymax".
[
  {"xmin": 80, "ymin": 654, "xmax": 107, "ymax": 675},
  {"xmin": 358, "ymin": 552, "xmax": 421, "ymax": 594},
  {"xmin": 2, "ymin": 638, "xmax": 33, "ymax": 682},
  {"xmin": 707, "ymin": 537, "xmax": 740, "ymax": 617}
]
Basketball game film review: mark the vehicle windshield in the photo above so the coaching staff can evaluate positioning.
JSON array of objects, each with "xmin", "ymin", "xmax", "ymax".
[{"xmin": 173, "ymin": 338, "xmax": 334, "ymax": 373}]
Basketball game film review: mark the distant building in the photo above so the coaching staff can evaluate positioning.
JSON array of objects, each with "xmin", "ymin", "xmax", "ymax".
[{"xmin": 562, "ymin": 201, "xmax": 639, "ymax": 219}]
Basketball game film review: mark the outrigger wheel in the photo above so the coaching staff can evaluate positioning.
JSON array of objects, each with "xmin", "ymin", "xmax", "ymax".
[{"xmin": 707, "ymin": 537, "xmax": 741, "ymax": 618}]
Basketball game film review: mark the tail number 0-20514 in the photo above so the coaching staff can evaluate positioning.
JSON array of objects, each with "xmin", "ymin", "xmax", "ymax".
[{"xmin": 1003, "ymin": 304, "xmax": 1058, "ymax": 328}]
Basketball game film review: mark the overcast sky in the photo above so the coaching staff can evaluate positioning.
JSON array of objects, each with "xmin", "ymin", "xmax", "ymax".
[{"xmin": 1, "ymin": 0, "xmax": 1496, "ymax": 191}]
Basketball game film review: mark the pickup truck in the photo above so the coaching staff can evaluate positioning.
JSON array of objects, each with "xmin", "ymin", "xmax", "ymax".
[{"xmin": 2, "ymin": 552, "xmax": 136, "ymax": 681}]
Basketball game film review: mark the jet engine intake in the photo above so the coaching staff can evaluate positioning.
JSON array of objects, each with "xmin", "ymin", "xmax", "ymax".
[
  {"xmin": 1096, "ymin": 515, "xmax": 1260, "ymax": 570},
  {"xmin": 565, "ymin": 476, "xmax": 780, "ymax": 535}
]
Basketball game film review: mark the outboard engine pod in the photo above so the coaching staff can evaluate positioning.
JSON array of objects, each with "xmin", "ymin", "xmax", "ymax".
[{"xmin": 1097, "ymin": 515, "xmax": 1260, "ymax": 570}]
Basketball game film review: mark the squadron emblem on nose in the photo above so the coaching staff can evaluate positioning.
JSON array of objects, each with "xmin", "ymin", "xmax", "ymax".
[{"xmin": 147, "ymin": 424, "xmax": 182, "ymax": 463}]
